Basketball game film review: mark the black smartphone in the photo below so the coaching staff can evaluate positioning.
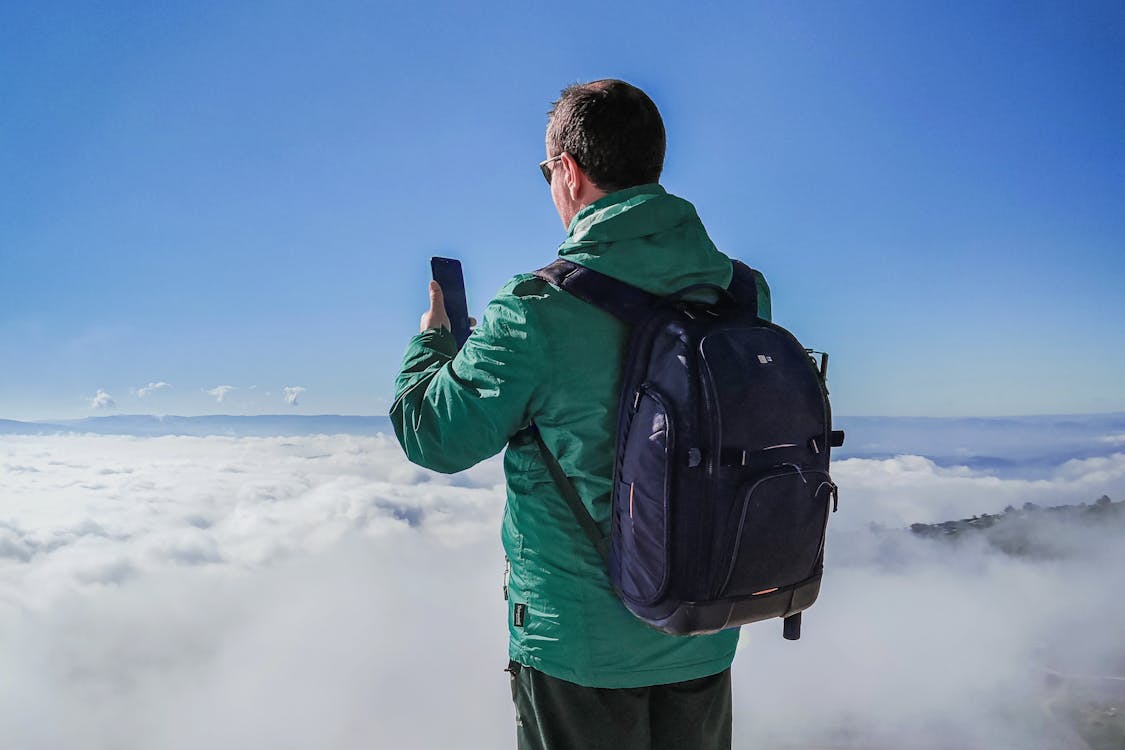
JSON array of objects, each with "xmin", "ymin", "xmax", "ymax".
[{"xmin": 430, "ymin": 256, "xmax": 472, "ymax": 349}]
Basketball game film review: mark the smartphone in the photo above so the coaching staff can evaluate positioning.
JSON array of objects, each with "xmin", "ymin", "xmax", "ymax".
[{"xmin": 430, "ymin": 256, "xmax": 472, "ymax": 349}]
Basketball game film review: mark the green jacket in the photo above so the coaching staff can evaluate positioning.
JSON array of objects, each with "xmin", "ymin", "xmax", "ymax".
[{"xmin": 391, "ymin": 184, "xmax": 771, "ymax": 688}]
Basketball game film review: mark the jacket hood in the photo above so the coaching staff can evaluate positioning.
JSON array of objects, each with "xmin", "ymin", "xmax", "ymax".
[{"xmin": 557, "ymin": 184, "xmax": 733, "ymax": 296}]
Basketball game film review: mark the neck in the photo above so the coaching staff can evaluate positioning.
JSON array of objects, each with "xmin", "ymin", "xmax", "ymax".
[{"xmin": 562, "ymin": 185, "xmax": 607, "ymax": 227}]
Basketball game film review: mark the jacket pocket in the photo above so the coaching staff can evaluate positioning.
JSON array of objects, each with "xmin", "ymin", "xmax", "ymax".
[{"xmin": 613, "ymin": 385, "xmax": 673, "ymax": 605}]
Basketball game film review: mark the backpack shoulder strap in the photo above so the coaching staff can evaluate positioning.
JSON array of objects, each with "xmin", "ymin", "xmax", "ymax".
[
  {"xmin": 530, "ymin": 426, "xmax": 611, "ymax": 565},
  {"xmin": 539, "ymin": 258, "xmax": 766, "ymax": 322},
  {"xmin": 534, "ymin": 259, "xmax": 656, "ymax": 326},
  {"xmin": 727, "ymin": 260, "xmax": 763, "ymax": 318}
]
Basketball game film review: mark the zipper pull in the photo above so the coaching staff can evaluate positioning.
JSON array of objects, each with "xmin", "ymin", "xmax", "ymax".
[{"xmin": 781, "ymin": 462, "xmax": 807, "ymax": 484}]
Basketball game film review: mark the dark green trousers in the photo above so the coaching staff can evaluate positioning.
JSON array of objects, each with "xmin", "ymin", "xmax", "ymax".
[{"xmin": 507, "ymin": 661, "xmax": 732, "ymax": 750}]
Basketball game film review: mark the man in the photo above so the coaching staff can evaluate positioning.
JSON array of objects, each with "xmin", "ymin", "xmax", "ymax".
[{"xmin": 391, "ymin": 79, "xmax": 770, "ymax": 750}]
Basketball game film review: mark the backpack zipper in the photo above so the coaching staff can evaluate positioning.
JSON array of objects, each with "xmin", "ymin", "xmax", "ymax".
[{"xmin": 695, "ymin": 322, "xmax": 722, "ymax": 599}]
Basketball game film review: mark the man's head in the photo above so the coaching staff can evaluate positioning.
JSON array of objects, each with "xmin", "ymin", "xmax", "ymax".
[{"xmin": 543, "ymin": 79, "xmax": 666, "ymax": 227}]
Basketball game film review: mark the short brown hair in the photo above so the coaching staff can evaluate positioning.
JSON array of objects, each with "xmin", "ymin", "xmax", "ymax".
[{"xmin": 546, "ymin": 80, "xmax": 665, "ymax": 193}]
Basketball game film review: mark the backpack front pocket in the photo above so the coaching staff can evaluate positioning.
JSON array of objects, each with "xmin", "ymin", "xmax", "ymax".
[{"xmin": 714, "ymin": 467, "xmax": 833, "ymax": 599}]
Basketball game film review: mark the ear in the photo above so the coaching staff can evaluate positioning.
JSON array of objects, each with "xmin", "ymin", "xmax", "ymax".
[{"xmin": 559, "ymin": 152, "xmax": 586, "ymax": 201}]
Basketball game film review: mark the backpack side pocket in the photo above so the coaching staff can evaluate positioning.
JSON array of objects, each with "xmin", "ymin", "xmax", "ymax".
[{"xmin": 614, "ymin": 385, "xmax": 674, "ymax": 605}]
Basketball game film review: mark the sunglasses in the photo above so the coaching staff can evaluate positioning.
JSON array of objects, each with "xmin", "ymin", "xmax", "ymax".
[{"xmin": 538, "ymin": 154, "xmax": 563, "ymax": 184}]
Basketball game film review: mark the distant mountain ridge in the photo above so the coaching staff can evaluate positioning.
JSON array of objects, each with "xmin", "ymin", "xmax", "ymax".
[
  {"xmin": 0, "ymin": 414, "xmax": 394, "ymax": 437},
  {"xmin": 904, "ymin": 495, "xmax": 1125, "ymax": 562},
  {"xmin": 0, "ymin": 419, "xmax": 60, "ymax": 435}
]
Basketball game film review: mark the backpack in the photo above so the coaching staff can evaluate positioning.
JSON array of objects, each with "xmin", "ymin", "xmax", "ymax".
[{"xmin": 531, "ymin": 259, "xmax": 844, "ymax": 640}]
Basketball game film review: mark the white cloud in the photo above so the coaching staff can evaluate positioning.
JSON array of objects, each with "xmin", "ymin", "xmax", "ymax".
[
  {"xmin": 135, "ymin": 381, "xmax": 172, "ymax": 398},
  {"xmin": 283, "ymin": 386, "xmax": 305, "ymax": 406},
  {"xmin": 88, "ymin": 389, "xmax": 115, "ymax": 409},
  {"xmin": 0, "ymin": 434, "xmax": 1120, "ymax": 749},
  {"xmin": 206, "ymin": 385, "xmax": 235, "ymax": 403},
  {"xmin": 830, "ymin": 452, "xmax": 1125, "ymax": 532},
  {"xmin": 0, "ymin": 433, "xmax": 510, "ymax": 747}
]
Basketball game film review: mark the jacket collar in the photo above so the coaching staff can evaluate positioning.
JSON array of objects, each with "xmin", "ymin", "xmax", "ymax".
[{"xmin": 555, "ymin": 183, "xmax": 733, "ymax": 295}]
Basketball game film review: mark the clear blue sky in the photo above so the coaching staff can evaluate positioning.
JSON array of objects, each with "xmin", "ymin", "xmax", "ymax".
[{"xmin": 2, "ymin": 1, "xmax": 1123, "ymax": 420}]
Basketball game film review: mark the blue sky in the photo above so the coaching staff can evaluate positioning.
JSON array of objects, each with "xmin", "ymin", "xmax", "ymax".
[{"xmin": 2, "ymin": 1, "xmax": 1123, "ymax": 420}]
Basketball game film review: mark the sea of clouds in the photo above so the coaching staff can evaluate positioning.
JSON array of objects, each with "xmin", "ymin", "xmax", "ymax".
[{"xmin": 2, "ymin": 424, "xmax": 1124, "ymax": 749}]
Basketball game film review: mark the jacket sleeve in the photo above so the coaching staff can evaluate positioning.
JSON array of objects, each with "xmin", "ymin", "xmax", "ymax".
[{"xmin": 390, "ymin": 284, "xmax": 544, "ymax": 474}]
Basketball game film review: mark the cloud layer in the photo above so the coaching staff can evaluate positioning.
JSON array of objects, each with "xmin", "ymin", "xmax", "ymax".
[
  {"xmin": 831, "ymin": 451, "xmax": 1125, "ymax": 531},
  {"xmin": 0, "ymin": 433, "xmax": 1121, "ymax": 749}
]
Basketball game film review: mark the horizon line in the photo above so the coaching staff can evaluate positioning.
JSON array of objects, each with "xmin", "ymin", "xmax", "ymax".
[{"xmin": 5, "ymin": 410, "xmax": 1125, "ymax": 424}]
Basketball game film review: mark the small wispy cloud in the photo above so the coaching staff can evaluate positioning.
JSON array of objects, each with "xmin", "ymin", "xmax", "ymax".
[
  {"xmin": 89, "ymin": 389, "xmax": 116, "ymax": 410},
  {"xmin": 135, "ymin": 381, "xmax": 172, "ymax": 398},
  {"xmin": 283, "ymin": 386, "xmax": 305, "ymax": 406},
  {"xmin": 206, "ymin": 386, "xmax": 235, "ymax": 403}
]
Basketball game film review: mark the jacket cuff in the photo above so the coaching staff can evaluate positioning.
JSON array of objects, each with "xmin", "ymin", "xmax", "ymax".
[{"xmin": 415, "ymin": 326, "xmax": 458, "ymax": 357}]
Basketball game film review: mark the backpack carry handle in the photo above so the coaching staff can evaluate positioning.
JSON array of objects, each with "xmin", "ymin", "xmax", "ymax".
[{"xmin": 665, "ymin": 283, "xmax": 736, "ymax": 307}]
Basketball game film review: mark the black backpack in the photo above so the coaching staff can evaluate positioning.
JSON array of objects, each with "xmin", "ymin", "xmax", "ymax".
[{"xmin": 532, "ymin": 259, "xmax": 844, "ymax": 640}]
